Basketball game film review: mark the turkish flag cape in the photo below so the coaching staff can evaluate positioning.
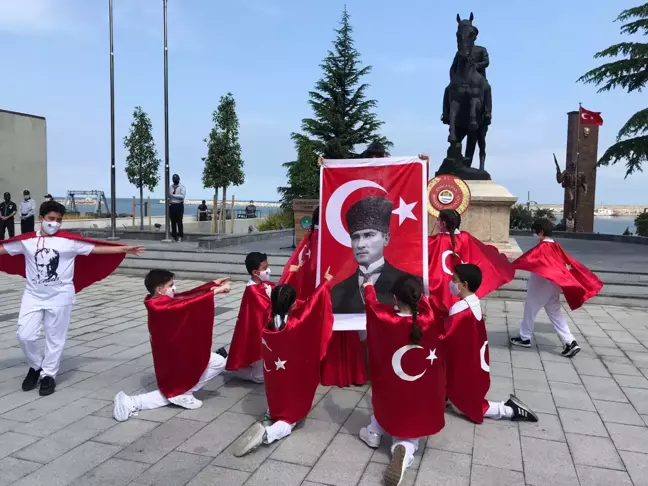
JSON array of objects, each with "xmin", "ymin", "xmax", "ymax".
[
  {"xmin": 513, "ymin": 240, "xmax": 603, "ymax": 310},
  {"xmin": 145, "ymin": 282, "xmax": 215, "ymax": 398},
  {"xmin": 428, "ymin": 231, "xmax": 514, "ymax": 318},
  {"xmin": 365, "ymin": 286, "xmax": 446, "ymax": 438},
  {"xmin": 263, "ymin": 281, "xmax": 334, "ymax": 424},
  {"xmin": 226, "ymin": 282, "xmax": 274, "ymax": 371},
  {"xmin": 443, "ymin": 295, "xmax": 490, "ymax": 424},
  {"xmin": 320, "ymin": 331, "xmax": 369, "ymax": 387},
  {"xmin": 0, "ymin": 231, "xmax": 125, "ymax": 292},
  {"xmin": 278, "ymin": 229, "xmax": 319, "ymax": 300}
]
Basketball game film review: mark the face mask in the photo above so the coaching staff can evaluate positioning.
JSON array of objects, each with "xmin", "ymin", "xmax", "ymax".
[
  {"xmin": 258, "ymin": 268, "xmax": 271, "ymax": 282},
  {"xmin": 449, "ymin": 281, "xmax": 461, "ymax": 296},
  {"xmin": 42, "ymin": 221, "xmax": 61, "ymax": 235},
  {"xmin": 163, "ymin": 285, "xmax": 176, "ymax": 298},
  {"xmin": 24, "ymin": 196, "xmax": 30, "ymax": 201}
]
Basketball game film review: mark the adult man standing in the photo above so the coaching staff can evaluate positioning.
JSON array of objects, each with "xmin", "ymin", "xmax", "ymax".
[
  {"xmin": 169, "ymin": 174, "xmax": 186, "ymax": 242},
  {"xmin": 331, "ymin": 196, "xmax": 415, "ymax": 314},
  {"xmin": 0, "ymin": 192, "xmax": 17, "ymax": 240},
  {"xmin": 20, "ymin": 190, "xmax": 36, "ymax": 234}
]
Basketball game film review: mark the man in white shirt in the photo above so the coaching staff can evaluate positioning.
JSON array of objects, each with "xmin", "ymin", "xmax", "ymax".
[
  {"xmin": 0, "ymin": 201, "xmax": 144, "ymax": 396},
  {"xmin": 20, "ymin": 190, "xmax": 36, "ymax": 234},
  {"xmin": 169, "ymin": 174, "xmax": 186, "ymax": 242}
]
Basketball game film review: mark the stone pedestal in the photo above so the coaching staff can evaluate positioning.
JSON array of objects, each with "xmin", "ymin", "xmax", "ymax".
[{"xmin": 429, "ymin": 180, "xmax": 522, "ymax": 257}]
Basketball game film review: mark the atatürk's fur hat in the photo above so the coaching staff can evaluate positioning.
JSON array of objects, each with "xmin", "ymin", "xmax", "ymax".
[{"xmin": 345, "ymin": 196, "xmax": 392, "ymax": 235}]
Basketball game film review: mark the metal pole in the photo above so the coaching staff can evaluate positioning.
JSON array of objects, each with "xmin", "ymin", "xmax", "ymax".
[
  {"xmin": 108, "ymin": 0, "xmax": 118, "ymax": 240},
  {"xmin": 163, "ymin": 0, "xmax": 171, "ymax": 241}
]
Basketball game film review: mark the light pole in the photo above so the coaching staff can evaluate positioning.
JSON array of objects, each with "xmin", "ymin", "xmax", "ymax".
[
  {"xmin": 163, "ymin": 0, "xmax": 171, "ymax": 241},
  {"xmin": 108, "ymin": 0, "xmax": 118, "ymax": 240}
]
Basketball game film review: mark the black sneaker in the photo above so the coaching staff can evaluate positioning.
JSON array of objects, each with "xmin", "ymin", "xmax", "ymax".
[
  {"xmin": 510, "ymin": 337, "xmax": 531, "ymax": 348},
  {"xmin": 39, "ymin": 376, "xmax": 56, "ymax": 396},
  {"xmin": 22, "ymin": 367, "xmax": 41, "ymax": 392},
  {"xmin": 561, "ymin": 340, "xmax": 581, "ymax": 358},
  {"xmin": 215, "ymin": 347, "xmax": 228, "ymax": 359},
  {"xmin": 505, "ymin": 394, "xmax": 539, "ymax": 422}
]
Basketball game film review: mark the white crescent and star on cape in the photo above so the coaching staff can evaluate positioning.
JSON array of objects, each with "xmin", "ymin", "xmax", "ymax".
[
  {"xmin": 391, "ymin": 345, "xmax": 438, "ymax": 382},
  {"xmin": 480, "ymin": 340, "xmax": 490, "ymax": 372},
  {"xmin": 441, "ymin": 250, "xmax": 465, "ymax": 276},
  {"xmin": 325, "ymin": 179, "xmax": 418, "ymax": 248}
]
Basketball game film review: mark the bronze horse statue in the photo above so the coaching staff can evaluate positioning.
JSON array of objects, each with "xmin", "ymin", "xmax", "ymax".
[{"xmin": 442, "ymin": 13, "xmax": 492, "ymax": 171}]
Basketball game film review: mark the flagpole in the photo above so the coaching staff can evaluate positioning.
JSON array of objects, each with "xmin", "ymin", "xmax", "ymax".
[
  {"xmin": 108, "ymin": 0, "xmax": 118, "ymax": 240},
  {"xmin": 162, "ymin": 0, "xmax": 170, "ymax": 241}
]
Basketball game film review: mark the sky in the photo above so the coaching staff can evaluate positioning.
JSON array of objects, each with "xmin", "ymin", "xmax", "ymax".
[{"xmin": 1, "ymin": 0, "xmax": 647, "ymax": 205}]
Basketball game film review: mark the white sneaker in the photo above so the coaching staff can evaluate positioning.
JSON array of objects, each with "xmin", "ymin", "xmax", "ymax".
[
  {"xmin": 113, "ymin": 392, "xmax": 138, "ymax": 422},
  {"xmin": 359, "ymin": 427, "xmax": 382, "ymax": 448},
  {"xmin": 230, "ymin": 368, "xmax": 265, "ymax": 384},
  {"xmin": 384, "ymin": 444, "xmax": 407, "ymax": 486},
  {"xmin": 168, "ymin": 394, "xmax": 203, "ymax": 410},
  {"xmin": 233, "ymin": 422, "xmax": 266, "ymax": 457}
]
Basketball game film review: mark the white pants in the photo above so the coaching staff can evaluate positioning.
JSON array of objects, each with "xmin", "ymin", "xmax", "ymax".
[
  {"xmin": 17, "ymin": 305, "xmax": 73, "ymax": 378},
  {"xmin": 368, "ymin": 415, "xmax": 419, "ymax": 467},
  {"xmin": 132, "ymin": 353, "xmax": 226, "ymax": 410},
  {"xmin": 520, "ymin": 273, "xmax": 574, "ymax": 345},
  {"xmin": 230, "ymin": 360, "xmax": 264, "ymax": 383},
  {"xmin": 449, "ymin": 400, "xmax": 514, "ymax": 420},
  {"xmin": 264, "ymin": 420, "xmax": 295, "ymax": 444}
]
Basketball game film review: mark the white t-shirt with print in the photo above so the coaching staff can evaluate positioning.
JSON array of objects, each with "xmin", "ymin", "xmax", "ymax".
[{"xmin": 3, "ymin": 232, "xmax": 95, "ymax": 308}]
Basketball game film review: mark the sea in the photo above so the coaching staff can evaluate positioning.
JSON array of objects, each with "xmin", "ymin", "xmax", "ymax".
[{"xmin": 61, "ymin": 197, "xmax": 639, "ymax": 235}]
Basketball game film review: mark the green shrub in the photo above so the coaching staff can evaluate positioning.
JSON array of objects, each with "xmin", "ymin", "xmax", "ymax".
[
  {"xmin": 258, "ymin": 210, "xmax": 295, "ymax": 231},
  {"xmin": 635, "ymin": 212, "xmax": 648, "ymax": 237}
]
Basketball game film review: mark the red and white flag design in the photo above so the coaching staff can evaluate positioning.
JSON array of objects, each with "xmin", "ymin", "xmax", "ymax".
[
  {"xmin": 318, "ymin": 157, "xmax": 428, "ymax": 330},
  {"xmin": 579, "ymin": 107, "xmax": 603, "ymax": 126}
]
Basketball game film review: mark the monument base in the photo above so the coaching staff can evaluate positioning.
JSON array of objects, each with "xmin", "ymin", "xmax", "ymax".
[{"xmin": 429, "ymin": 180, "xmax": 522, "ymax": 258}]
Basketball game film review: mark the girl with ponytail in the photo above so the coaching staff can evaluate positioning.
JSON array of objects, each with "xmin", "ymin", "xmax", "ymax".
[
  {"xmin": 268, "ymin": 284, "xmax": 297, "ymax": 331},
  {"xmin": 428, "ymin": 208, "xmax": 514, "ymax": 320},
  {"xmin": 359, "ymin": 275, "xmax": 445, "ymax": 486}
]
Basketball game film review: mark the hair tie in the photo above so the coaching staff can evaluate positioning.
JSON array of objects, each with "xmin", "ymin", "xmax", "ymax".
[{"xmin": 273, "ymin": 314, "xmax": 284, "ymax": 330}]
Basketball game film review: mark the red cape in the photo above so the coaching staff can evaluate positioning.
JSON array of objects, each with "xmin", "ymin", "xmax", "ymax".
[
  {"xmin": 145, "ymin": 282, "xmax": 215, "ymax": 398},
  {"xmin": 278, "ymin": 229, "xmax": 318, "ymax": 300},
  {"xmin": 428, "ymin": 232, "xmax": 514, "ymax": 318},
  {"xmin": 443, "ymin": 296, "xmax": 490, "ymax": 424},
  {"xmin": 513, "ymin": 240, "xmax": 603, "ymax": 310},
  {"xmin": 320, "ymin": 331, "xmax": 369, "ymax": 387},
  {"xmin": 263, "ymin": 281, "xmax": 334, "ymax": 424},
  {"xmin": 226, "ymin": 282, "xmax": 274, "ymax": 371},
  {"xmin": 365, "ymin": 286, "xmax": 446, "ymax": 438},
  {"xmin": 0, "ymin": 231, "xmax": 125, "ymax": 292}
]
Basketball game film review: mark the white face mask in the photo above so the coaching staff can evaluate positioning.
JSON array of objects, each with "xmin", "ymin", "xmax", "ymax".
[
  {"xmin": 164, "ymin": 285, "xmax": 177, "ymax": 298},
  {"xmin": 449, "ymin": 281, "xmax": 461, "ymax": 296},
  {"xmin": 42, "ymin": 221, "xmax": 61, "ymax": 235},
  {"xmin": 258, "ymin": 268, "xmax": 272, "ymax": 282}
]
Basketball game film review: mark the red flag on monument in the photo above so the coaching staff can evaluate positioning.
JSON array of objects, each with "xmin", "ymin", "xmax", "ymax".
[{"xmin": 579, "ymin": 107, "xmax": 603, "ymax": 126}]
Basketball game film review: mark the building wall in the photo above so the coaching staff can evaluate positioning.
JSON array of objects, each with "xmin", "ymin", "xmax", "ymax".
[{"xmin": 0, "ymin": 109, "xmax": 48, "ymax": 208}]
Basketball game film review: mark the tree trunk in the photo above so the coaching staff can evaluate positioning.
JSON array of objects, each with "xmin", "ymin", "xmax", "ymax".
[
  {"xmin": 221, "ymin": 185, "xmax": 228, "ymax": 233},
  {"xmin": 139, "ymin": 186, "xmax": 144, "ymax": 230},
  {"xmin": 211, "ymin": 187, "xmax": 219, "ymax": 234}
]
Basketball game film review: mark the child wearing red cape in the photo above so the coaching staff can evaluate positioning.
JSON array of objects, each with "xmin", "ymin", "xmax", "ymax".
[
  {"xmin": 443, "ymin": 264, "xmax": 538, "ymax": 425},
  {"xmin": 113, "ymin": 270, "xmax": 231, "ymax": 420},
  {"xmin": 278, "ymin": 207, "xmax": 367, "ymax": 388},
  {"xmin": 233, "ymin": 276, "xmax": 334, "ymax": 457},
  {"xmin": 359, "ymin": 276, "xmax": 445, "ymax": 486},
  {"xmin": 0, "ymin": 200, "xmax": 144, "ymax": 396},
  {"xmin": 226, "ymin": 252, "xmax": 275, "ymax": 383},
  {"xmin": 428, "ymin": 209, "xmax": 514, "ymax": 320},
  {"xmin": 510, "ymin": 219, "xmax": 603, "ymax": 357}
]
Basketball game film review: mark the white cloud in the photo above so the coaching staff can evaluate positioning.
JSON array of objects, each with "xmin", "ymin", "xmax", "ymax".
[{"xmin": 0, "ymin": 0, "xmax": 64, "ymax": 32}]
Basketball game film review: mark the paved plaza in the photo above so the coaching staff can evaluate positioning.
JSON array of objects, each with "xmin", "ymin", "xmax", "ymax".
[{"xmin": 1, "ymin": 274, "xmax": 648, "ymax": 485}]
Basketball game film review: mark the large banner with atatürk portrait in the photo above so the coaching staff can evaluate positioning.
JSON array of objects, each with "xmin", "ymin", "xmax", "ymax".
[{"xmin": 317, "ymin": 157, "xmax": 429, "ymax": 330}]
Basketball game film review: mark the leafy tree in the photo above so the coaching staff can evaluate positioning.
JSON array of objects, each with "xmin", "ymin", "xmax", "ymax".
[
  {"xmin": 123, "ymin": 106, "xmax": 161, "ymax": 230},
  {"xmin": 636, "ymin": 212, "xmax": 648, "ymax": 236},
  {"xmin": 533, "ymin": 207, "xmax": 557, "ymax": 223},
  {"xmin": 279, "ymin": 7, "xmax": 391, "ymax": 207},
  {"xmin": 202, "ymin": 93, "xmax": 244, "ymax": 232},
  {"xmin": 509, "ymin": 204, "xmax": 534, "ymax": 230},
  {"xmin": 578, "ymin": 3, "xmax": 648, "ymax": 177}
]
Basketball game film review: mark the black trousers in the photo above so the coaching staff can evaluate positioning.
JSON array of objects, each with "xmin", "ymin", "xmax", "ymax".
[
  {"xmin": 21, "ymin": 216, "xmax": 35, "ymax": 234},
  {"xmin": 0, "ymin": 217, "xmax": 15, "ymax": 240},
  {"xmin": 170, "ymin": 204, "xmax": 184, "ymax": 240}
]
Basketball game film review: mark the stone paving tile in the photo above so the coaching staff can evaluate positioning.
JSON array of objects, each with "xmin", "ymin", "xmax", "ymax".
[{"xmin": 1, "ymin": 273, "xmax": 648, "ymax": 485}]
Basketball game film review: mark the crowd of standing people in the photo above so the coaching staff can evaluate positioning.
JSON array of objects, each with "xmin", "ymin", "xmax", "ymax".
[{"xmin": 0, "ymin": 190, "xmax": 54, "ymax": 240}]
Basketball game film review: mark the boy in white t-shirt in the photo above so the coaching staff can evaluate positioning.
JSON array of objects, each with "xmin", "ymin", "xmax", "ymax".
[{"xmin": 0, "ymin": 201, "xmax": 144, "ymax": 396}]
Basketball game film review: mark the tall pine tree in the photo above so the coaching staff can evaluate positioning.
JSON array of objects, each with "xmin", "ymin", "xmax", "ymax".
[
  {"xmin": 578, "ymin": 3, "xmax": 648, "ymax": 176},
  {"xmin": 279, "ymin": 7, "xmax": 391, "ymax": 207}
]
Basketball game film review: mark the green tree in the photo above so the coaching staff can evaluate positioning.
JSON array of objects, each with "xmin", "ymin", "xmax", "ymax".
[
  {"xmin": 202, "ymin": 93, "xmax": 245, "ymax": 232},
  {"xmin": 533, "ymin": 207, "xmax": 557, "ymax": 223},
  {"xmin": 279, "ymin": 7, "xmax": 391, "ymax": 207},
  {"xmin": 636, "ymin": 212, "xmax": 648, "ymax": 236},
  {"xmin": 510, "ymin": 204, "xmax": 534, "ymax": 230},
  {"xmin": 123, "ymin": 106, "xmax": 161, "ymax": 230},
  {"xmin": 578, "ymin": 3, "xmax": 648, "ymax": 177}
]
